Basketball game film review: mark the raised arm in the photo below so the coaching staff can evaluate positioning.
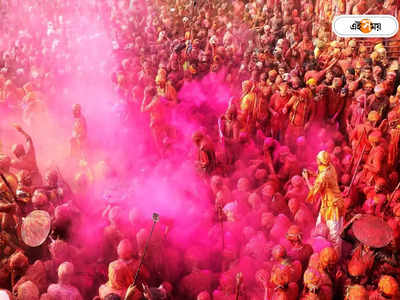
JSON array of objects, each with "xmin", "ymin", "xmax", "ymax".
[{"xmin": 13, "ymin": 124, "xmax": 34, "ymax": 157}]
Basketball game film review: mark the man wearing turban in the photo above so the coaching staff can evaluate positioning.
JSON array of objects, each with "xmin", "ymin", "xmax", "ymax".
[
  {"xmin": 283, "ymin": 87, "xmax": 312, "ymax": 150},
  {"xmin": 361, "ymin": 130, "xmax": 386, "ymax": 185},
  {"xmin": 303, "ymin": 151, "xmax": 345, "ymax": 256}
]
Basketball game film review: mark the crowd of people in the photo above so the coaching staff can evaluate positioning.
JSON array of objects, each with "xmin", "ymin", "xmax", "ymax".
[{"xmin": 0, "ymin": 0, "xmax": 400, "ymax": 299}]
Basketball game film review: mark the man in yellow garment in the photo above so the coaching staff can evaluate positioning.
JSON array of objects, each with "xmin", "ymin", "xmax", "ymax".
[{"xmin": 303, "ymin": 151, "xmax": 345, "ymax": 257}]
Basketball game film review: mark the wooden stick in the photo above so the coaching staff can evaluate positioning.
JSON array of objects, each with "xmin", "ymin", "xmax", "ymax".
[
  {"xmin": 127, "ymin": 213, "xmax": 159, "ymax": 300},
  {"xmin": 216, "ymin": 205, "xmax": 225, "ymax": 271},
  {"xmin": 350, "ymin": 128, "xmax": 366, "ymax": 168},
  {"xmin": 0, "ymin": 173, "xmax": 16, "ymax": 203},
  {"xmin": 346, "ymin": 144, "xmax": 366, "ymax": 197},
  {"xmin": 389, "ymin": 180, "xmax": 400, "ymax": 202}
]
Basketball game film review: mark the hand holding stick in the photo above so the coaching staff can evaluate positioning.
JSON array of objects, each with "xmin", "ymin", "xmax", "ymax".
[
  {"xmin": 340, "ymin": 213, "xmax": 362, "ymax": 236},
  {"xmin": 126, "ymin": 213, "xmax": 160, "ymax": 300}
]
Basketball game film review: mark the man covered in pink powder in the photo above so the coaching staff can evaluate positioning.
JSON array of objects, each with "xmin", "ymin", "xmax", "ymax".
[
  {"xmin": 10, "ymin": 124, "xmax": 42, "ymax": 186},
  {"xmin": 47, "ymin": 262, "xmax": 83, "ymax": 300},
  {"xmin": 70, "ymin": 104, "xmax": 87, "ymax": 159}
]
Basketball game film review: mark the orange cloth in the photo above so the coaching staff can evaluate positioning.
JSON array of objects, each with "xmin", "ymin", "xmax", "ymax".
[
  {"xmin": 157, "ymin": 81, "xmax": 177, "ymax": 103},
  {"xmin": 240, "ymin": 92, "xmax": 256, "ymax": 112}
]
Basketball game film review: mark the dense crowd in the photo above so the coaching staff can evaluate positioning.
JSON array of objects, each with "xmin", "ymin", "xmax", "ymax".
[{"xmin": 0, "ymin": 0, "xmax": 400, "ymax": 299}]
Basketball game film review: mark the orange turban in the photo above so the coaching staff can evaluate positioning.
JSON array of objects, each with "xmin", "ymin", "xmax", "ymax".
[
  {"xmin": 393, "ymin": 203, "xmax": 400, "ymax": 217},
  {"xmin": 368, "ymin": 111, "xmax": 379, "ymax": 122},
  {"xmin": 320, "ymin": 247, "xmax": 338, "ymax": 268},
  {"xmin": 271, "ymin": 265, "xmax": 290, "ymax": 287},
  {"xmin": 348, "ymin": 258, "xmax": 366, "ymax": 277},
  {"xmin": 268, "ymin": 69, "xmax": 278, "ymax": 78},
  {"xmin": 108, "ymin": 261, "xmax": 133, "ymax": 290},
  {"xmin": 304, "ymin": 268, "xmax": 321, "ymax": 288},
  {"xmin": 9, "ymin": 251, "xmax": 28, "ymax": 270},
  {"xmin": 346, "ymin": 285, "xmax": 368, "ymax": 300},
  {"xmin": 378, "ymin": 275, "xmax": 399, "ymax": 296}
]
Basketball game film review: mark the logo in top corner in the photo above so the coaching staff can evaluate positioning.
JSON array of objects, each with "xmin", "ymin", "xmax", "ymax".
[
  {"xmin": 333, "ymin": 15, "xmax": 398, "ymax": 38},
  {"xmin": 350, "ymin": 18, "xmax": 381, "ymax": 33}
]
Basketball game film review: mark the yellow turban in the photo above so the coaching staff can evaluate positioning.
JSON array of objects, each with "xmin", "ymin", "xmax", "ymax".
[
  {"xmin": 333, "ymin": 48, "xmax": 341, "ymax": 55},
  {"xmin": 368, "ymin": 110, "xmax": 379, "ymax": 122},
  {"xmin": 330, "ymin": 41, "xmax": 339, "ymax": 48},
  {"xmin": 316, "ymin": 39, "xmax": 325, "ymax": 48},
  {"xmin": 378, "ymin": 275, "xmax": 399, "ymax": 296},
  {"xmin": 317, "ymin": 151, "xmax": 330, "ymax": 165},
  {"xmin": 304, "ymin": 268, "xmax": 321, "ymax": 288},
  {"xmin": 347, "ymin": 285, "xmax": 368, "ymax": 299},
  {"xmin": 389, "ymin": 60, "xmax": 399, "ymax": 72},
  {"xmin": 306, "ymin": 78, "xmax": 317, "ymax": 86},
  {"xmin": 374, "ymin": 43, "xmax": 385, "ymax": 52},
  {"xmin": 359, "ymin": 46, "xmax": 367, "ymax": 53}
]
